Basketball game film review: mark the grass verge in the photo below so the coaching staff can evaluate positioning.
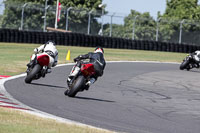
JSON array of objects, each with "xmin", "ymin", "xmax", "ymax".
[
  {"xmin": 0, "ymin": 107, "xmax": 113, "ymax": 133},
  {"xmin": 0, "ymin": 43, "xmax": 186, "ymax": 76}
]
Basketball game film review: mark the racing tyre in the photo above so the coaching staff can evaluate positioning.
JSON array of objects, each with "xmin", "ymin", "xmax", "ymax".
[
  {"xmin": 25, "ymin": 64, "xmax": 41, "ymax": 83},
  {"xmin": 180, "ymin": 60, "xmax": 189, "ymax": 70},
  {"xmin": 66, "ymin": 75, "xmax": 85, "ymax": 97}
]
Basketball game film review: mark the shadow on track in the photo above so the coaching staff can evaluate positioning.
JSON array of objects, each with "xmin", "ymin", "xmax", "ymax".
[
  {"xmin": 31, "ymin": 83, "xmax": 67, "ymax": 89},
  {"xmin": 75, "ymin": 96, "xmax": 115, "ymax": 103}
]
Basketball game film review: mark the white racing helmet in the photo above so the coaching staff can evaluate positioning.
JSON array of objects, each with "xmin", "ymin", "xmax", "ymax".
[
  {"xmin": 45, "ymin": 40, "xmax": 56, "ymax": 46},
  {"xmin": 94, "ymin": 46, "xmax": 104, "ymax": 54}
]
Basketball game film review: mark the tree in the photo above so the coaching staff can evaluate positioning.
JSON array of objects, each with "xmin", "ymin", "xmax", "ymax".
[
  {"xmin": 54, "ymin": 0, "xmax": 103, "ymax": 34},
  {"xmin": 102, "ymin": 10, "xmax": 156, "ymax": 40},
  {"xmin": 160, "ymin": 0, "xmax": 200, "ymax": 44},
  {"xmin": 2, "ymin": 0, "xmax": 103, "ymax": 34},
  {"xmin": 0, "ymin": 14, "xmax": 3, "ymax": 28},
  {"xmin": 123, "ymin": 10, "xmax": 156, "ymax": 40},
  {"xmin": 103, "ymin": 23, "xmax": 127, "ymax": 38},
  {"xmin": 164, "ymin": 0, "xmax": 199, "ymax": 20}
]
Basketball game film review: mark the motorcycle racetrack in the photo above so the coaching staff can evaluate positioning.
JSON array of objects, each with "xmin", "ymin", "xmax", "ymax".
[{"xmin": 3, "ymin": 62, "xmax": 200, "ymax": 133}]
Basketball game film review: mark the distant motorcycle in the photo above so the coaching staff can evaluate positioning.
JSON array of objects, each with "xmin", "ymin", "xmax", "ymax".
[
  {"xmin": 65, "ymin": 60, "xmax": 96, "ymax": 97},
  {"xmin": 180, "ymin": 53, "xmax": 199, "ymax": 70},
  {"xmin": 25, "ymin": 53, "xmax": 50, "ymax": 83}
]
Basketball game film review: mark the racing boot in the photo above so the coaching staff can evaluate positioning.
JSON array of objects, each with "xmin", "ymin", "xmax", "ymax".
[
  {"xmin": 194, "ymin": 63, "xmax": 200, "ymax": 68},
  {"xmin": 67, "ymin": 67, "xmax": 80, "ymax": 86},
  {"xmin": 64, "ymin": 88, "xmax": 70, "ymax": 96},
  {"xmin": 85, "ymin": 78, "xmax": 96, "ymax": 90},
  {"xmin": 47, "ymin": 68, "xmax": 52, "ymax": 73}
]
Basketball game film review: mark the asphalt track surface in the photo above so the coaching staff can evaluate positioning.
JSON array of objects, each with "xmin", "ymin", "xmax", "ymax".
[{"xmin": 4, "ymin": 62, "xmax": 200, "ymax": 133}]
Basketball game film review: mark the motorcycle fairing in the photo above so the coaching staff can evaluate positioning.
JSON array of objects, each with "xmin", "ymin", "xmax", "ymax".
[
  {"xmin": 81, "ymin": 63, "xmax": 96, "ymax": 77},
  {"xmin": 37, "ymin": 54, "xmax": 50, "ymax": 66}
]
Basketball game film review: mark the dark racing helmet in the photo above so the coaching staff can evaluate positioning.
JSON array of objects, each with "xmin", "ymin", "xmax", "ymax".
[{"xmin": 94, "ymin": 46, "xmax": 104, "ymax": 54}]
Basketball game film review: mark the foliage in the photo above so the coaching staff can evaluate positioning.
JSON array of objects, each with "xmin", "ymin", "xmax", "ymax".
[
  {"xmin": 0, "ymin": 14, "xmax": 3, "ymax": 27},
  {"xmin": 124, "ymin": 10, "xmax": 156, "ymax": 40},
  {"xmin": 103, "ymin": 10, "xmax": 156, "ymax": 40},
  {"xmin": 103, "ymin": 24, "xmax": 127, "ymax": 38},
  {"xmin": 103, "ymin": 0, "xmax": 200, "ymax": 44},
  {"xmin": 164, "ymin": 0, "xmax": 199, "ymax": 20},
  {"xmin": 160, "ymin": 0, "xmax": 200, "ymax": 43},
  {"xmin": 2, "ymin": 0, "xmax": 103, "ymax": 33},
  {"xmin": 57, "ymin": 0, "xmax": 103, "ymax": 34}
]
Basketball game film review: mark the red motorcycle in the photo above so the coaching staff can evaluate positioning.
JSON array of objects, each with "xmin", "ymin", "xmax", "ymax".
[
  {"xmin": 65, "ymin": 60, "xmax": 96, "ymax": 97},
  {"xmin": 25, "ymin": 53, "xmax": 50, "ymax": 83}
]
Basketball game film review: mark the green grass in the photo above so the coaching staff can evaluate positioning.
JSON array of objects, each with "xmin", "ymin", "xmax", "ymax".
[
  {"xmin": 0, "ymin": 108, "xmax": 113, "ymax": 133},
  {"xmin": 0, "ymin": 42, "xmax": 187, "ymax": 133},
  {"xmin": 0, "ymin": 43, "xmax": 186, "ymax": 76}
]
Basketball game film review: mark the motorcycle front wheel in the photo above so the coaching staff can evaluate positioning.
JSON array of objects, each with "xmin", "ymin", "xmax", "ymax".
[
  {"xmin": 65, "ymin": 75, "xmax": 85, "ymax": 97},
  {"xmin": 25, "ymin": 64, "xmax": 41, "ymax": 83},
  {"xmin": 180, "ymin": 59, "xmax": 190, "ymax": 70}
]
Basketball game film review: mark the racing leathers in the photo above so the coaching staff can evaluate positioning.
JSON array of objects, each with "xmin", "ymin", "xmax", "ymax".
[
  {"xmin": 67, "ymin": 52, "xmax": 106, "ymax": 89},
  {"xmin": 193, "ymin": 50, "xmax": 200, "ymax": 63},
  {"xmin": 27, "ymin": 43, "xmax": 58, "ymax": 73}
]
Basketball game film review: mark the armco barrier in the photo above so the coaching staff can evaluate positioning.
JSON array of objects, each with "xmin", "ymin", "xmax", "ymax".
[{"xmin": 0, "ymin": 28, "xmax": 199, "ymax": 53}]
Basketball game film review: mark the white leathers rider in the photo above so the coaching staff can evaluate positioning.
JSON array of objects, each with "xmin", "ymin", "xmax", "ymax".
[
  {"xmin": 30, "ymin": 41, "xmax": 58, "ymax": 72},
  {"xmin": 193, "ymin": 50, "xmax": 200, "ymax": 62}
]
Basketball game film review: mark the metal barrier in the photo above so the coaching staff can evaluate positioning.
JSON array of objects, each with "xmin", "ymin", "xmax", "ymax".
[{"xmin": 0, "ymin": 29, "xmax": 199, "ymax": 53}]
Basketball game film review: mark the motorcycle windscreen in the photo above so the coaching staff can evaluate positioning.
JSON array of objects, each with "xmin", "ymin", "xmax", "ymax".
[
  {"xmin": 37, "ymin": 54, "xmax": 50, "ymax": 66},
  {"xmin": 81, "ymin": 63, "xmax": 96, "ymax": 77}
]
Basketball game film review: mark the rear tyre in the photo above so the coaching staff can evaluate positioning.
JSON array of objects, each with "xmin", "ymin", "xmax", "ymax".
[
  {"xmin": 180, "ymin": 60, "xmax": 189, "ymax": 70},
  {"xmin": 66, "ymin": 75, "xmax": 85, "ymax": 97},
  {"xmin": 25, "ymin": 64, "xmax": 41, "ymax": 83}
]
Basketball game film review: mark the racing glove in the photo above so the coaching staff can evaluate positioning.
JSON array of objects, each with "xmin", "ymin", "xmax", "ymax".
[
  {"xmin": 34, "ymin": 48, "xmax": 38, "ymax": 54},
  {"xmin": 74, "ymin": 56, "xmax": 81, "ymax": 62}
]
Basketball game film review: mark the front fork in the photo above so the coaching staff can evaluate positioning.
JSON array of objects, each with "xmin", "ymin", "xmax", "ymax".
[
  {"xmin": 26, "ymin": 63, "xmax": 47, "ymax": 78},
  {"xmin": 41, "ymin": 66, "xmax": 48, "ymax": 77},
  {"xmin": 67, "ymin": 61, "xmax": 83, "ymax": 87}
]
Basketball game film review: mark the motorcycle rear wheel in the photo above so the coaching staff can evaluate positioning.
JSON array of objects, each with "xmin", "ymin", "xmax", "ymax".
[
  {"xmin": 25, "ymin": 64, "xmax": 41, "ymax": 83},
  {"xmin": 65, "ymin": 75, "xmax": 85, "ymax": 97}
]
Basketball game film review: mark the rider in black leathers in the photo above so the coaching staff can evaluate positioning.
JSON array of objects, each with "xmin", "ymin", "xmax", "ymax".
[{"xmin": 67, "ymin": 46, "xmax": 106, "ymax": 90}]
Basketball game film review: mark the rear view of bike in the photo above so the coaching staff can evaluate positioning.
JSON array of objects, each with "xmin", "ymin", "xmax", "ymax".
[
  {"xmin": 25, "ymin": 53, "xmax": 50, "ymax": 83},
  {"xmin": 65, "ymin": 61, "xmax": 96, "ymax": 97},
  {"xmin": 65, "ymin": 75, "xmax": 86, "ymax": 97}
]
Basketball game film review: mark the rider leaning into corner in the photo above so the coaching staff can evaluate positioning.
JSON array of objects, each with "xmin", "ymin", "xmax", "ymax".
[
  {"xmin": 189, "ymin": 50, "xmax": 200, "ymax": 68},
  {"xmin": 193, "ymin": 50, "xmax": 200, "ymax": 63},
  {"xmin": 67, "ymin": 46, "xmax": 106, "ymax": 90},
  {"xmin": 27, "ymin": 40, "xmax": 58, "ymax": 73}
]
